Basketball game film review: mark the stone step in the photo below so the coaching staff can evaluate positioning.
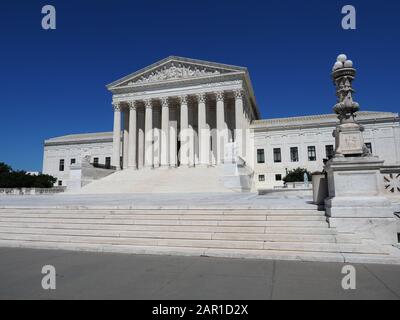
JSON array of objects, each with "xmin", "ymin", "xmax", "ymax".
[
  {"xmin": 0, "ymin": 217, "xmax": 329, "ymax": 228},
  {"xmin": 0, "ymin": 233, "xmax": 384, "ymax": 254},
  {"xmin": 3, "ymin": 239, "xmax": 397, "ymax": 264},
  {"xmin": 0, "ymin": 213, "xmax": 327, "ymax": 222},
  {"xmin": 0, "ymin": 227, "xmax": 338, "ymax": 243},
  {"xmin": 0, "ymin": 221, "xmax": 337, "ymax": 235},
  {"xmin": 0, "ymin": 239, "xmax": 348, "ymax": 263},
  {"xmin": 0, "ymin": 209, "xmax": 325, "ymax": 216}
]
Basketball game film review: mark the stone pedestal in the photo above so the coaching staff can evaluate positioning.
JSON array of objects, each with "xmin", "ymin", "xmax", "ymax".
[
  {"xmin": 334, "ymin": 122, "xmax": 365, "ymax": 157},
  {"xmin": 325, "ymin": 156, "xmax": 397, "ymax": 245}
]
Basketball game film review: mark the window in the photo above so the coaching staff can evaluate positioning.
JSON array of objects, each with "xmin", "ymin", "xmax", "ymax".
[
  {"xmin": 259, "ymin": 175, "xmax": 265, "ymax": 182},
  {"xmin": 257, "ymin": 149, "xmax": 265, "ymax": 164},
  {"xmin": 58, "ymin": 181, "xmax": 62, "ymax": 186},
  {"xmin": 365, "ymin": 143, "xmax": 373, "ymax": 154},
  {"xmin": 70, "ymin": 158, "xmax": 76, "ymax": 165},
  {"xmin": 273, "ymin": 148, "xmax": 282, "ymax": 163},
  {"xmin": 275, "ymin": 174, "xmax": 282, "ymax": 181},
  {"xmin": 290, "ymin": 147, "xmax": 299, "ymax": 162},
  {"xmin": 59, "ymin": 159, "xmax": 65, "ymax": 172},
  {"xmin": 105, "ymin": 157, "xmax": 111, "ymax": 169},
  {"xmin": 93, "ymin": 157, "xmax": 99, "ymax": 166},
  {"xmin": 325, "ymin": 145, "xmax": 334, "ymax": 159},
  {"xmin": 308, "ymin": 146, "xmax": 317, "ymax": 161}
]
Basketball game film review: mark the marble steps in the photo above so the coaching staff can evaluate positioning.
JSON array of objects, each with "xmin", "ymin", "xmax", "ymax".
[
  {"xmin": 0, "ymin": 209, "xmax": 324, "ymax": 216},
  {"xmin": 0, "ymin": 240, "xmax": 348, "ymax": 263},
  {"xmin": 0, "ymin": 207, "xmax": 392, "ymax": 263},
  {"xmin": 0, "ymin": 221, "xmax": 338, "ymax": 235},
  {"xmin": 0, "ymin": 217, "xmax": 329, "ymax": 228},
  {"xmin": 78, "ymin": 167, "xmax": 233, "ymax": 194},
  {"xmin": 0, "ymin": 227, "xmax": 339, "ymax": 243},
  {"xmin": 0, "ymin": 232, "xmax": 385, "ymax": 254},
  {"xmin": 0, "ymin": 213, "xmax": 327, "ymax": 222}
]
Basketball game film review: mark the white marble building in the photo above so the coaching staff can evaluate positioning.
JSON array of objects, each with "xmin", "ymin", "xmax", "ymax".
[{"xmin": 43, "ymin": 56, "xmax": 400, "ymax": 190}]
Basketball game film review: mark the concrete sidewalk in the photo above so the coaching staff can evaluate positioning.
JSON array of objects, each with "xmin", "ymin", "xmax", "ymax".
[{"xmin": 0, "ymin": 248, "xmax": 399, "ymax": 300}]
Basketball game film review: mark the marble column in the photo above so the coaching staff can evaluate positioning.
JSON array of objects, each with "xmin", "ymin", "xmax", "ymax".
[
  {"xmin": 112, "ymin": 102, "xmax": 121, "ymax": 170},
  {"xmin": 197, "ymin": 93, "xmax": 209, "ymax": 166},
  {"xmin": 144, "ymin": 99, "xmax": 153, "ymax": 168},
  {"xmin": 137, "ymin": 108, "xmax": 145, "ymax": 169},
  {"xmin": 128, "ymin": 101, "xmax": 137, "ymax": 169},
  {"xmin": 180, "ymin": 95, "xmax": 189, "ymax": 167},
  {"xmin": 161, "ymin": 97, "xmax": 170, "ymax": 167},
  {"xmin": 169, "ymin": 107, "xmax": 178, "ymax": 168},
  {"xmin": 123, "ymin": 108, "xmax": 129, "ymax": 169},
  {"xmin": 234, "ymin": 89, "xmax": 244, "ymax": 158},
  {"xmin": 216, "ymin": 91, "xmax": 226, "ymax": 164}
]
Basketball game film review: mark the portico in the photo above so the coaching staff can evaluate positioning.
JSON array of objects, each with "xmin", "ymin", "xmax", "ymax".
[{"xmin": 108, "ymin": 56, "xmax": 260, "ymax": 171}]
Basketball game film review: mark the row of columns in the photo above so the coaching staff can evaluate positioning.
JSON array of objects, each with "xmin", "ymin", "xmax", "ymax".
[{"xmin": 111, "ymin": 89, "xmax": 246, "ymax": 170}]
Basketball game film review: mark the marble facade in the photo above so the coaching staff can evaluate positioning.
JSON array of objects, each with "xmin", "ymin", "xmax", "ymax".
[{"xmin": 42, "ymin": 56, "xmax": 400, "ymax": 191}]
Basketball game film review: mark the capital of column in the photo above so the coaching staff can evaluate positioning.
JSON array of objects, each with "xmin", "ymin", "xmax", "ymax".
[
  {"xmin": 128, "ymin": 100, "xmax": 138, "ymax": 110},
  {"xmin": 179, "ymin": 94, "xmax": 189, "ymax": 104},
  {"xmin": 196, "ymin": 93, "xmax": 207, "ymax": 104},
  {"xmin": 161, "ymin": 97, "xmax": 169, "ymax": 108},
  {"xmin": 112, "ymin": 102, "xmax": 121, "ymax": 112},
  {"xmin": 179, "ymin": 95, "xmax": 188, "ymax": 105},
  {"xmin": 215, "ymin": 91, "xmax": 225, "ymax": 102},
  {"xmin": 234, "ymin": 89, "xmax": 245, "ymax": 100},
  {"xmin": 144, "ymin": 99, "xmax": 153, "ymax": 109}
]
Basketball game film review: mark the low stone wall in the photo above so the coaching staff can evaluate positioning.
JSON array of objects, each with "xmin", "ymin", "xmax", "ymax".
[
  {"xmin": 68, "ymin": 162, "xmax": 115, "ymax": 192},
  {"xmin": 0, "ymin": 187, "xmax": 66, "ymax": 196},
  {"xmin": 276, "ymin": 182, "xmax": 312, "ymax": 190}
]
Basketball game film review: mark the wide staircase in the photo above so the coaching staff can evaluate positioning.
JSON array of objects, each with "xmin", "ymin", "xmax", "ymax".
[
  {"xmin": 0, "ymin": 207, "xmax": 398, "ymax": 264},
  {"xmin": 76, "ymin": 167, "xmax": 234, "ymax": 194}
]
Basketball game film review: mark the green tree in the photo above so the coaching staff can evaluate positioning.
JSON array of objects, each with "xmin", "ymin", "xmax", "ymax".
[
  {"xmin": 0, "ymin": 162, "xmax": 57, "ymax": 188},
  {"xmin": 283, "ymin": 167, "xmax": 311, "ymax": 183},
  {"xmin": 0, "ymin": 162, "xmax": 12, "ymax": 175}
]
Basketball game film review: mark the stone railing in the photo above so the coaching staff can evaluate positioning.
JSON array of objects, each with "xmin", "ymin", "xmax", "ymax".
[
  {"xmin": 380, "ymin": 165, "xmax": 400, "ymax": 196},
  {"xmin": 0, "ymin": 187, "xmax": 66, "ymax": 196}
]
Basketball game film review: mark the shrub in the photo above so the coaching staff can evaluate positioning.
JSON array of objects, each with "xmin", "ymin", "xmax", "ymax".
[{"xmin": 283, "ymin": 168, "xmax": 311, "ymax": 183}]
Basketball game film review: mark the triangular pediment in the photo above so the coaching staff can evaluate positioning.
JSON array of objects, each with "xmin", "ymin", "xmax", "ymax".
[{"xmin": 107, "ymin": 56, "xmax": 247, "ymax": 89}]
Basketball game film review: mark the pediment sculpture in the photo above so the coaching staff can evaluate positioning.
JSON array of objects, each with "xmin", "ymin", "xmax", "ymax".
[{"xmin": 127, "ymin": 63, "xmax": 222, "ymax": 85}]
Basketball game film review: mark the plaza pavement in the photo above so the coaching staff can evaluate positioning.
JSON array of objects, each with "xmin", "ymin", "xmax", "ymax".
[
  {"xmin": 0, "ymin": 192, "xmax": 315, "ymax": 209},
  {"xmin": 0, "ymin": 247, "xmax": 399, "ymax": 300}
]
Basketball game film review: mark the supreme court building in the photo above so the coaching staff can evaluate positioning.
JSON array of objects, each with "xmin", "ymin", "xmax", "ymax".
[{"xmin": 43, "ymin": 56, "xmax": 400, "ymax": 191}]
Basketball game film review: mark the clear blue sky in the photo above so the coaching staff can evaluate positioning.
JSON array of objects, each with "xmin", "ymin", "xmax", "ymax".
[{"xmin": 0, "ymin": 0, "xmax": 399, "ymax": 171}]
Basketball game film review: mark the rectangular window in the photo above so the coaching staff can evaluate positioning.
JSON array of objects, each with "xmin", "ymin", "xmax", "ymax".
[
  {"xmin": 308, "ymin": 146, "xmax": 317, "ymax": 161},
  {"xmin": 93, "ymin": 157, "xmax": 99, "ymax": 166},
  {"xmin": 258, "ymin": 175, "xmax": 265, "ymax": 182},
  {"xmin": 365, "ymin": 143, "xmax": 373, "ymax": 154},
  {"xmin": 59, "ymin": 159, "xmax": 65, "ymax": 172},
  {"xmin": 70, "ymin": 158, "xmax": 76, "ymax": 165},
  {"xmin": 290, "ymin": 147, "xmax": 299, "ymax": 162},
  {"xmin": 58, "ymin": 180, "xmax": 62, "ymax": 186},
  {"xmin": 273, "ymin": 148, "xmax": 282, "ymax": 163},
  {"xmin": 325, "ymin": 145, "xmax": 334, "ymax": 159},
  {"xmin": 275, "ymin": 174, "xmax": 282, "ymax": 181},
  {"xmin": 105, "ymin": 157, "xmax": 111, "ymax": 169},
  {"xmin": 257, "ymin": 149, "xmax": 265, "ymax": 164}
]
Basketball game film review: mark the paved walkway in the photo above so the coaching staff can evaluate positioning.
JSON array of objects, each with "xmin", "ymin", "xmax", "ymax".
[
  {"xmin": 0, "ymin": 248, "xmax": 399, "ymax": 300},
  {"xmin": 0, "ymin": 193, "xmax": 316, "ymax": 209}
]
